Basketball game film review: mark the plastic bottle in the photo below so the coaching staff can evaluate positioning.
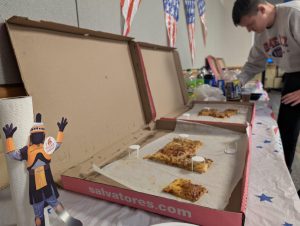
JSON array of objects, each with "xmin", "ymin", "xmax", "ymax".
[
  {"xmin": 196, "ymin": 68, "xmax": 205, "ymax": 86},
  {"xmin": 204, "ymin": 69, "xmax": 216, "ymax": 87},
  {"xmin": 185, "ymin": 69, "xmax": 197, "ymax": 98}
]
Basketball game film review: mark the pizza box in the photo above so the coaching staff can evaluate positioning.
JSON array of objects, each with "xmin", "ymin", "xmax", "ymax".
[
  {"xmin": 176, "ymin": 101, "xmax": 255, "ymax": 133},
  {"xmin": 5, "ymin": 16, "xmax": 250, "ymax": 226},
  {"xmin": 63, "ymin": 119, "xmax": 251, "ymax": 226},
  {"xmin": 5, "ymin": 16, "xmax": 150, "ymax": 183},
  {"xmin": 129, "ymin": 41, "xmax": 255, "ymax": 133}
]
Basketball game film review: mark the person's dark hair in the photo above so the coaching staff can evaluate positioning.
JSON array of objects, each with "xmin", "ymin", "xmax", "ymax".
[{"xmin": 232, "ymin": 0, "xmax": 267, "ymax": 26}]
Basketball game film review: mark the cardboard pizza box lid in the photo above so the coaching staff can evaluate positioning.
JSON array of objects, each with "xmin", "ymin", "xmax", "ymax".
[
  {"xmin": 5, "ymin": 17, "xmax": 250, "ymax": 226},
  {"xmin": 130, "ymin": 42, "xmax": 255, "ymax": 131},
  {"xmin": 129, "ymin": 41, "xmax": 189, "ymax": 122},
  {"xmin": 5, "ymin": 16, "xmax": 153, "ymax": 182}
]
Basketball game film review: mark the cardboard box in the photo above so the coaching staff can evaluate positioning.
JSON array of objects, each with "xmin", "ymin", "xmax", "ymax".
[
  {"xmin": 128, "ymin": 42, "xmax": 189, "ymax": 123},
  {"xmin": 181, "ymin": 101, "xmax": 255, "ymax": 132},
  {"xmin": 273, "ymin": 77, "xmax": 283, "ymax": 89},
  {"xmin": 264, "ymin": 64, "xmax": 278, "ymax": 89},
  {"xmin": 5, "ymin": 17, "xmax": 250, "ymax": 226},
  {"xmin": 63, "ymin": 120, "xmax": 250, "ymax": 226},
  {"xmin": 126, "ymin": 42, "xmax": 252, "ymax": 225},
  {"xmin": 130, "ymin": 42, "xmax": 255, "ymax": 132},
  {"xmin": 5, "ymin": 16, "xmax": 149, "ymax": 183}
]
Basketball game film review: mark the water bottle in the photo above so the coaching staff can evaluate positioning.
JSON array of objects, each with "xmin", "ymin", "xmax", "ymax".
[{"xmin": 196, "ymin": 68, "xmax": 205, "ymax": 86}]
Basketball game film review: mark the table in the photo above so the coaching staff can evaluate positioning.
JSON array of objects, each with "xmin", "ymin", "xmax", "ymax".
[{"xmin": 1, "ymin": 103, "xmax": 299, "ymax": 226}]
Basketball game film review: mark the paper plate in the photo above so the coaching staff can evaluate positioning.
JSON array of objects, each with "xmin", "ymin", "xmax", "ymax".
[{"xmin": 44, "ymin": 136, "xmax": 57, "ymax": 154}]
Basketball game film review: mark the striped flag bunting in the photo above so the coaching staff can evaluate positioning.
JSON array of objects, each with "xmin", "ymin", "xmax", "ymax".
[
  {"xmin": 121, "ymin": 0, "xmax": 142, "ymax": 36},
  {"xmin": 184, "ymin": 0, "xmax": 196, "ymax": 65},
  {"xmin": 197, "ymin": 0, "xmax": 207, "ymax": 46},
  {"xmin": 163, "ymin": 0, "xmax": 180, "ymax": 47}
]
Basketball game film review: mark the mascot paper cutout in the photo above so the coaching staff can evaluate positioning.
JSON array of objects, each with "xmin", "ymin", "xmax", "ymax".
[{"xmin": 3, "ymin": 113, "xmax": 82, "ymax": 226}]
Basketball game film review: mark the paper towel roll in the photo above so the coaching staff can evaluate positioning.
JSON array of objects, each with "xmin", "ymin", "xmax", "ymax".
[{"xmin": 0, "ymin": 96, "xmax": 48, "ymax": 226}]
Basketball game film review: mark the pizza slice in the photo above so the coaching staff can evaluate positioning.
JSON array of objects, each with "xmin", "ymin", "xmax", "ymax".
[
  {"xmin": 144, "ymin": 138, "xmax": 213, "ymax": 173},
  {"xmin": 144, "ymin": 138, "xmax": 202, "ymax": 162},
  {"xmin": 223, "ymin": 108, "xmax": 238, "ymax": 117},
  {"xmin": 198, "ymin": 108, "xmax": 217, "ymax": 116},
  {"xmin": 198, "ymin": 108, "xmax": 238, "ymax": 118},
  {"xmin": 163, "ymin": 178, "xmax": 207, "ymax": 202},
  {"xmin": 210, "ymin": 111, "xmax": 226, "ymax": 118},
  {"xmin": 161, "ymin": 138, "xmax": 202, "ymax": 156}
]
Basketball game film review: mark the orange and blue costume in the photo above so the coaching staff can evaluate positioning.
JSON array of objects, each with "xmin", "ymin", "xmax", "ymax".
[{"xmin": 3, "ymin": 113, "xmax": 81, "ymax": 226}]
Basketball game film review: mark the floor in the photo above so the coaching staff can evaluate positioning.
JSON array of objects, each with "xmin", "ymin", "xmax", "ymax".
[{"xmin": 268, "ymin": 90, "xmax": 300, "ymax": 190}]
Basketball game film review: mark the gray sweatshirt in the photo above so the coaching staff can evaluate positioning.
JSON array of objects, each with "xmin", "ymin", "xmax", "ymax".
[{"xmin": 238, "ymin": 1, "xmax": 300, "ymax": 85}]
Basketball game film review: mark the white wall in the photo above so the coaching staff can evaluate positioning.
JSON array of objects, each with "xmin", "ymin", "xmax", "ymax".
[
  {"xmin": 220, "ymin": 0, "xmax": 284, "ymax": 66},
  {"xmin": 222, "ymin": 0, "xmax": 253, "ymax": 66},
  {"xmin": 75, "ymin": 0, "xmax": 231, "ymax": 69},
  {"xmin": 176, "ymin": 0, "xmax": 228, "ymax": 68},
  {"xmin": 2, "ymin": 0, "xmax": 281, "ymax": 84},
  {"xmin": 0, "ymin": 0, "xmax": 78, "ymax": 84}
]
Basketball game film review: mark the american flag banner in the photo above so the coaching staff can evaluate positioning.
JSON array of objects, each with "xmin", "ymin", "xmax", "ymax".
[
  {"xmin": 120, "ymin": 0, "xmax": 141, "ymax": 36},
  {"xmin": 163, "ymin": 0, "xmax": 180, "ymax": 47},
  {"xmin": 184, "ymin": 0, "xmax": 196, "ymax": 65},
  {"xmin": 197, "ymin": 0, "xmax": 207, "ymax": 46}
]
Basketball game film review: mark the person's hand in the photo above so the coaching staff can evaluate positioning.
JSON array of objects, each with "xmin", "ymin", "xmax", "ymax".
[
  {"xmin": 281, "ymin": 89, "xmax": 300, "ymax": 106},
  {"xmin": 2, "ymin": 123, "xmax": 17, "ymax": 138},
  {"xmin": 57, "ymin": 117, "xmax": 68, "ymax": 132}
]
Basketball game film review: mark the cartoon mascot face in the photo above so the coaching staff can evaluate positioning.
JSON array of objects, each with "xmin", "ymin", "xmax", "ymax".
[{"xmin": 30, "ymin": 113, "xmax": 45, "ymax": 145}]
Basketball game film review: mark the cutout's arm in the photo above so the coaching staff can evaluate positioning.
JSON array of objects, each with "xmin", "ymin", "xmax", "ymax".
[{"xmin": 55, "ymin": 117, "xmax": 68, "ymax": 151}]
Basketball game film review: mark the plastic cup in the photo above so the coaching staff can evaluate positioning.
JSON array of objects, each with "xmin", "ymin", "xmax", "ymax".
[
  {"xmin": 225, "ymin": 142, "xmax": 237, "ymax": 154},
  {"xmin": 241, "ymin": 88, "xmax": 251, "ymax": 102},
  {"xmin": 129, "ymin": 145, "xmax": 140, "ymax": 158},
  {"xmin": 179, "ymin": 134, "xmax": 189, "ymax": 139},
  {"xmin": 183, "ymin": 113, "xmax": 191, "ymax": 117},
  {"xmin": 191, "ymin": 156, "xmax": 205, "ymax": 171}
]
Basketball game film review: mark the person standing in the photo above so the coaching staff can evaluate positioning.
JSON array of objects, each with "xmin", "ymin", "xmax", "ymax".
[{"xmin": 232, "ymin": 0, "xmax": 300, "ymax": 183}]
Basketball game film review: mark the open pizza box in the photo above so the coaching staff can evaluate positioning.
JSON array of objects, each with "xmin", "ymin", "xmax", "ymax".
[
  {"xmin": 5, "ymin": 16, "xmax": 250, "ymax": 226},
  {"xmin": 129, "ymin": 41, "xmax": 255, "ymax": 133}
]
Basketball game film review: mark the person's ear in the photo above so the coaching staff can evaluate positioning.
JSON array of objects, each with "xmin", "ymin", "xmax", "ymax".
[{"xmin": 257, "ymin": 4, "xmax": 266, "ymax": 14}]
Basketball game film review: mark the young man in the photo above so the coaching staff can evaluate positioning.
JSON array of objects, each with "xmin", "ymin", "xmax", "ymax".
[{"xmin": 232, "ymin": 0, "xmax": 300, "ymax": 194}]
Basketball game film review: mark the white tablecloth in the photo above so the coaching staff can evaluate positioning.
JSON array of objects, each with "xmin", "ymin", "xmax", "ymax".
[{"xmin": 1, "ymin": 103, "xmax": 299, "ymax": 226}]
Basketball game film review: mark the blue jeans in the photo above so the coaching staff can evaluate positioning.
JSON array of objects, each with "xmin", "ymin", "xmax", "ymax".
[{"xmin": 32, "ymin": 189, "xmax": 59, "ymax": 219}]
